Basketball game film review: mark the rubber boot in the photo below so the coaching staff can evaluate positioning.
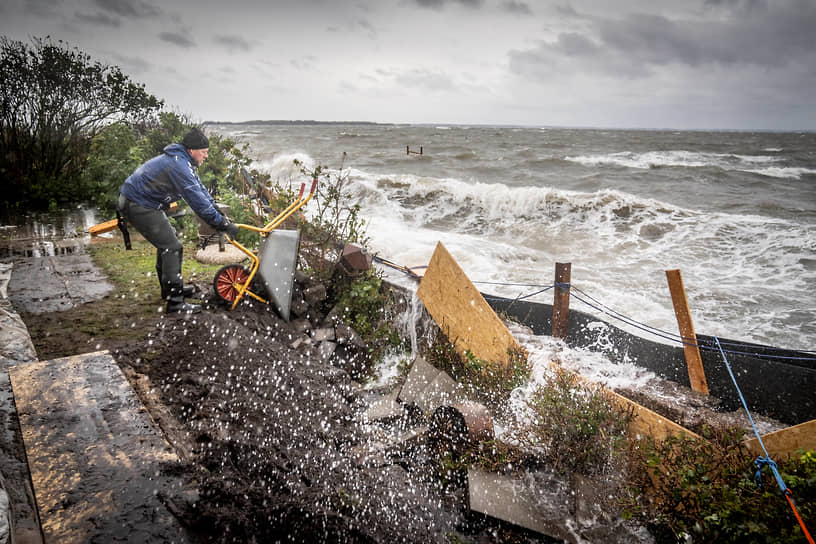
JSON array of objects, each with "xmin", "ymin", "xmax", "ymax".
[
  {"xmin": 157, "ymin": 247, "xmax": 197, "ymax": 304},
  {"xmin": 162, "ymin": 284, "xmax": 196, "ymax": 299},
  {"xmin": 166, "ymin": 289, "xmax": 201, "ymax": 314}
]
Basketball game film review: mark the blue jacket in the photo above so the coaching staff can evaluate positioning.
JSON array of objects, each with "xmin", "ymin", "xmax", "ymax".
[{"xmin": 120, "ymin": 143, "xmax": 227, "ymax": 228}]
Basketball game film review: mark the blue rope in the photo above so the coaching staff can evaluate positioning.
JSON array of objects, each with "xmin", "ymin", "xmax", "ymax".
[{"xmin": 713, "ymin": 336, "xmax": 791, "ymax": 497}]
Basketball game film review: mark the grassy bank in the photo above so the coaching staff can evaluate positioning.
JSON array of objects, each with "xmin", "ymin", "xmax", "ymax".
[{"xmin": 22, "ymin": 237, "xmax": 221, "ymax": 361}]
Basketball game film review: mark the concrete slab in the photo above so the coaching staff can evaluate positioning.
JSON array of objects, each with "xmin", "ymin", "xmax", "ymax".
[
  {"xmin": 8, "ymin": 351, "xmax": 195, "ymax": 543},
  {"xmin": 415, "ymin": 371, "xmax": 467, "ymax": 415},
  {"xmin": 0, "ymin": 371, "xmax": 43, "ymax": 544},
  {"xmin": 398, "ymin": 357, "xmax": 440, "ymax": 406},
  {"xmin": 7, "ymin": 255, "xmax": 113, "ymax": 314},
  {"xmin": 468, "ymin": 468, "xmax": 575, "ymax": 543},
  {"xmin": 362, "ymin": 390, "xmax": 403, "ymax": 423}
]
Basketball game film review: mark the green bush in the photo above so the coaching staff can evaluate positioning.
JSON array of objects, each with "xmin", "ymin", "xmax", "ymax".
[
  {"xmin": 625, "ymin": 428, "xmax": 816, "ymax": 543},
  {"xmin": 0, "ymin": 36, "xmax": 161, "ymax": 213},
  {"xmin": 294, "ymin": 159, "xmax": 369, "ymax": 282},
  {"xmin": 508, "ymin": 366, "xmax": 632, "ymax": 477},
  {"xmin": 330, "ymin": 269, "xmax": 403, "ymax": 364},
  {"xmin": 428, "ymin": 336, "xmax": 531, "ymax": 410}
]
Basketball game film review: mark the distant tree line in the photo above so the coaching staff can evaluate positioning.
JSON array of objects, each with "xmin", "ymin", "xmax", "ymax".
[{"xmin": 0, "ymin": 36, "xmax": 168, "ymax": 215}]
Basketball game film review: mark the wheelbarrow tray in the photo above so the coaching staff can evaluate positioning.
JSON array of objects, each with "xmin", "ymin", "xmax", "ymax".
[{"xmin": 255, "ymin": 229, "xmax": 301, "ymax": 321}]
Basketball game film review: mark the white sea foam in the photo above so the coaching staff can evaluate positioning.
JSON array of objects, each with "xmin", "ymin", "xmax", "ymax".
[
  {"xmin": 229, "ymin": 124, "xmax": 815, "ymax": 351},
  {"xmin": 564, "ymin": 150, "xmax": 790, "ymax": 173},
  {"xmin": 743, "ymin": 166, "xmax": 816, "ymax": 179}
]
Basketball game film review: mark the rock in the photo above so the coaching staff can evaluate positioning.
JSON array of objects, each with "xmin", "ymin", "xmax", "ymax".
[
  {"xmin": 0, "ymin": 306, "xmax": 37, "ymax": 366},
  {"xmin": 311, "ymin": 327, "xmax": 336, "ymax": 342},
  {"xmin": 362, "ymin": 391, "xmax": 403, "ymax": 423},
  {"xmin": 347, "ymin": 443, "xmax": 390, "ymax": 468},
  {"xmin": 290, "ymin": 318, "xmax": 312, "ymax": 335},
  {"xmin": 317, "ymin": 340, "xmax": 337, "ymax": 361},
  {"xmin": 293, "ymin": 269, "xmax": 309, "ymax": 285},
  {"xmin": 303, "ymin": 284, "xmax": 327, "ymax": 306},
  {"xmin": 0, "ymin": 263, "xmax": 12, "ymax": 299},
  {"xmin": 289, "ymin": 334, "xmax": 312, "ymax": 350},
  {"xmin": 194, "ymin": 244, "xmax": 248, "ymax": 265},
  {"xmin": 398, "ymin": 357, "xmax": 441, "ymax": 406},
  {"xmin": 290, "ymin": 296, "xmax": 309, "ymax": 317},
  {"xmin": 335, "ymin": 322, "xmax": 365, "ymax": 348}
]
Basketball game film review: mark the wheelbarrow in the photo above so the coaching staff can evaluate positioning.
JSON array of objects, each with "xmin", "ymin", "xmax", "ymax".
[{"xmin": 212, "ymin": 177, "xmax": 317, "ymax": 320}]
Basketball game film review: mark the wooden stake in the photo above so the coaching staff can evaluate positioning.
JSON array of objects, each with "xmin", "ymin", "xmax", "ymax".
[
  {"xmin": 552, "ymin": 262, "xmax": 571, "ymax": 339},
  {"xmin": 666, "ymin": 269, "xmax": 709, "ymax": 395}
]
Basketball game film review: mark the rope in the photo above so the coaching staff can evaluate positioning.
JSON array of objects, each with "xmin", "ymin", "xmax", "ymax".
[
  {"xmin": 714, "ymin": 336, "xmax": 814, "ymax": 544},
  {"xmin": 376, "ymin": 252, "xmax": 813, "ymax": 538},
  {"xmin": 370, "ymin": 253, "xmax": 816, "ymax": 362},
  {"xmin": 372, "ymin": 255, "xmax": 425, "ymax": 279}
]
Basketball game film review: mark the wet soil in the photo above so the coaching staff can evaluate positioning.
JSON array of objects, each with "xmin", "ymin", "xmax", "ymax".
[
  {"xmin": 20, "ymin": 275, "xmax": 540, "ymax": 543},
  {"xmin": 13, "ymin": 241, "xmax": 786, "ymax": 543}
]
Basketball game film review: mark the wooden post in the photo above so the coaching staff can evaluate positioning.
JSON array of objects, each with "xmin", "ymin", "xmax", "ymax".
[
  {"xmin": 666, "ymin": 269, "xmax": 709, "ymax": 395},
  {"xmin": 552, "ymin": 262, "xmax": 571, "ymax": 339}
]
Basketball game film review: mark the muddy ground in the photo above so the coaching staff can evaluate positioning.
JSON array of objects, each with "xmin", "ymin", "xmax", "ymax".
[
  {"xmin": 13, "ymin": 244, "xmax": 787, "ymax": 543},
  {"xmin": 20, "ymin": 271, "xmax": 551, "ymax": 544}
]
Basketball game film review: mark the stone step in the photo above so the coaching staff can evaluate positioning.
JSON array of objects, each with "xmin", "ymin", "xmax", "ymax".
[{"xmin": 8, "ymin": 351, "xmax": 195, "ymax": 543}]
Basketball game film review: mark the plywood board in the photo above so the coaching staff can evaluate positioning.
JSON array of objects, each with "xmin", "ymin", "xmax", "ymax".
[
  {"xmin": 609, "ymin": 390, "xmax": 701, "ymax": 442},
  {"xmin": 743, "ymin": 419, "xmax": 816, "ymax": 460},
  {"xmin": 9, "ymin": 351, "xmax": 194, "ymax": 543},
  {"xmin": 417, "ymin": 242, "xmax": 520, "ymax": 367}
]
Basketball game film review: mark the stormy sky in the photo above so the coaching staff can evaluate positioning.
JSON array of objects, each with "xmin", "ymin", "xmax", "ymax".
[{"xmin": 1, "ymin": 0, "xmax": 814, "ymax": 130}]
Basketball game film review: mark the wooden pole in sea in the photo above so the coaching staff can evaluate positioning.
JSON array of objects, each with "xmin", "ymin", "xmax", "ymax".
[
  {"xmin": 552, "ymin": 262, "xmax": 571, "ymax": 339},
  {"xmin": 666, "ymin": 269, "xmax": 709, "ymax": 395}
]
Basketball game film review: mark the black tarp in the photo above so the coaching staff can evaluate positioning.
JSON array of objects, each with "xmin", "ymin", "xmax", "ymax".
[{"xmin": 485, "ymin": 294, "xmax": 816, "ymax": 426}]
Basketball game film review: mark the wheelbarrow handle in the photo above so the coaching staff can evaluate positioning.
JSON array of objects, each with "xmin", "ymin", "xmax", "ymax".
[
  {"xmin": 310, "ymin": 176, "xmax": 318, "ymax": 194},
  {"xmin": 232, "ymin": 223, "xmax": 262, "ymax": 234}
]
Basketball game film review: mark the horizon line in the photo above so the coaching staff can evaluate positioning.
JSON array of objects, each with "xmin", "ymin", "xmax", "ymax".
[{"xmin": 204, "ymin": 119, "xmax": 816, "ymax": 133}]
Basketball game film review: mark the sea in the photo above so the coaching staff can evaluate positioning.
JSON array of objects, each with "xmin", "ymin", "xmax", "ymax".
[{"xmin": 210, "ymin": 123, "xmax": 816, "ymax": 354}]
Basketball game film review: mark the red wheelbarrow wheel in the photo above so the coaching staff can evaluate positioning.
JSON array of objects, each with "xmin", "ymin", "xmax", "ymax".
[{"xmin": 213, "ymin": 264, "xmax": 250, "ymax": 306}]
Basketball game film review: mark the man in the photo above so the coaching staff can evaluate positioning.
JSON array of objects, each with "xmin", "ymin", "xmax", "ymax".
[{"xmin": 118, "ymin": 127, "xmax": 238, "ymax": 314}]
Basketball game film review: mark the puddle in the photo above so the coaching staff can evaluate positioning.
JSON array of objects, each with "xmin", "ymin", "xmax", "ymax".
[
  {"xmin": 0, "ymin": 206, "xmax": 103, "ymax": 259},
  {"xmin": 1, "ymin": 206, "xmax": 115, "ymax": 313}
]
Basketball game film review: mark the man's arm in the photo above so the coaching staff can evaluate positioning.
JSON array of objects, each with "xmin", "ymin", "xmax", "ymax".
[{"xmin": 168, "ymin": 162, "xmax": 228, "ymax": 228}]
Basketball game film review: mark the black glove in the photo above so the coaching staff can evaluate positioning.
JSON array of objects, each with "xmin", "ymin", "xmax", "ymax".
[{"xmin": 217, "ymin": 221, "xmax": 239, "ymax": 239}]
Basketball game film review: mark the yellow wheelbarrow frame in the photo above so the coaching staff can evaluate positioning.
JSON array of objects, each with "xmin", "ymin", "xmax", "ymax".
[{"xmin": 213, "ymin": 177, "xmax": 317, "ymax": 311}]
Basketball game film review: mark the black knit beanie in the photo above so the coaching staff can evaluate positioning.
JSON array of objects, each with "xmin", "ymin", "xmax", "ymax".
[{"xmin": 181, "ymin": 128, "xmax": 209, "ymax": 150}]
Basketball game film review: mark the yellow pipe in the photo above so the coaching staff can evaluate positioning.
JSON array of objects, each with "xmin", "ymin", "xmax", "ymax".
[{"xmin": 220, "ymin": 177, "xmax": 318, "ymax": 309}]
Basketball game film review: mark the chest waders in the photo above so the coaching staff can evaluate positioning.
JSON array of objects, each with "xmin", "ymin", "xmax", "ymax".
[{"xmin": 117, "ymin": 194, "xmax": 185, "ymax": 302}]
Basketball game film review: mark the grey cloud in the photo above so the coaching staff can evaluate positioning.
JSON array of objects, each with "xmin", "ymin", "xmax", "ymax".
[
  {"xmin": 93, "ymin": 0, "xmax": 160, "ymax": 18},
  {"xmin": 502, "ymin": 1, "xmax": 531, "ymax": 15},
  {"xmin": 24, "ymin": 0, "xmax": 63, "ymax": 17},
  {"xmin": 75, "ymin": 11, "xmax": 121, "ymax": 27},
  {"xmin": 328, "ymin": 18, "xmax": 378, "ymax": 39},
  {"xmin": 214, "ymin": 35, "xmax": 253, "ymax": 53},
  {"xmin": 291, "ymin": 55, "xmax": 317, "ymax": 70},
  {"xmin": 597, "ymin": 5, "xmax": 816, "ymax": 68},
  {"xmin": 159, "ymin": 32, "xmax": 195, "ymax": 48},
  {"xmin": 555, "ymin": 32, "xmax": 600, "ymax": 57},
  {"xmin": 704, "ymin": 0, "xmax": 766, "ymax": 10},
  {"xmin": 352, "ymin": 18, "xmax": 377, "ymax": 38},
  {"xmin": 111, "ymin": 53, "xmax": 151, "ymax": 75},
  {"xmin": 395, "ymin": 69, "xmax": 455, "ymax": 91},
  {"xmin": 596, "ymin": 14, "xmax": 709, "ymax": 67},
  {"xmin": 510, "ymin": 0, "xmax": 816, "ymax": 82},
  {"xmin": 412, "ymin": 0, "xmax": 484, "ymax": 9}
]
